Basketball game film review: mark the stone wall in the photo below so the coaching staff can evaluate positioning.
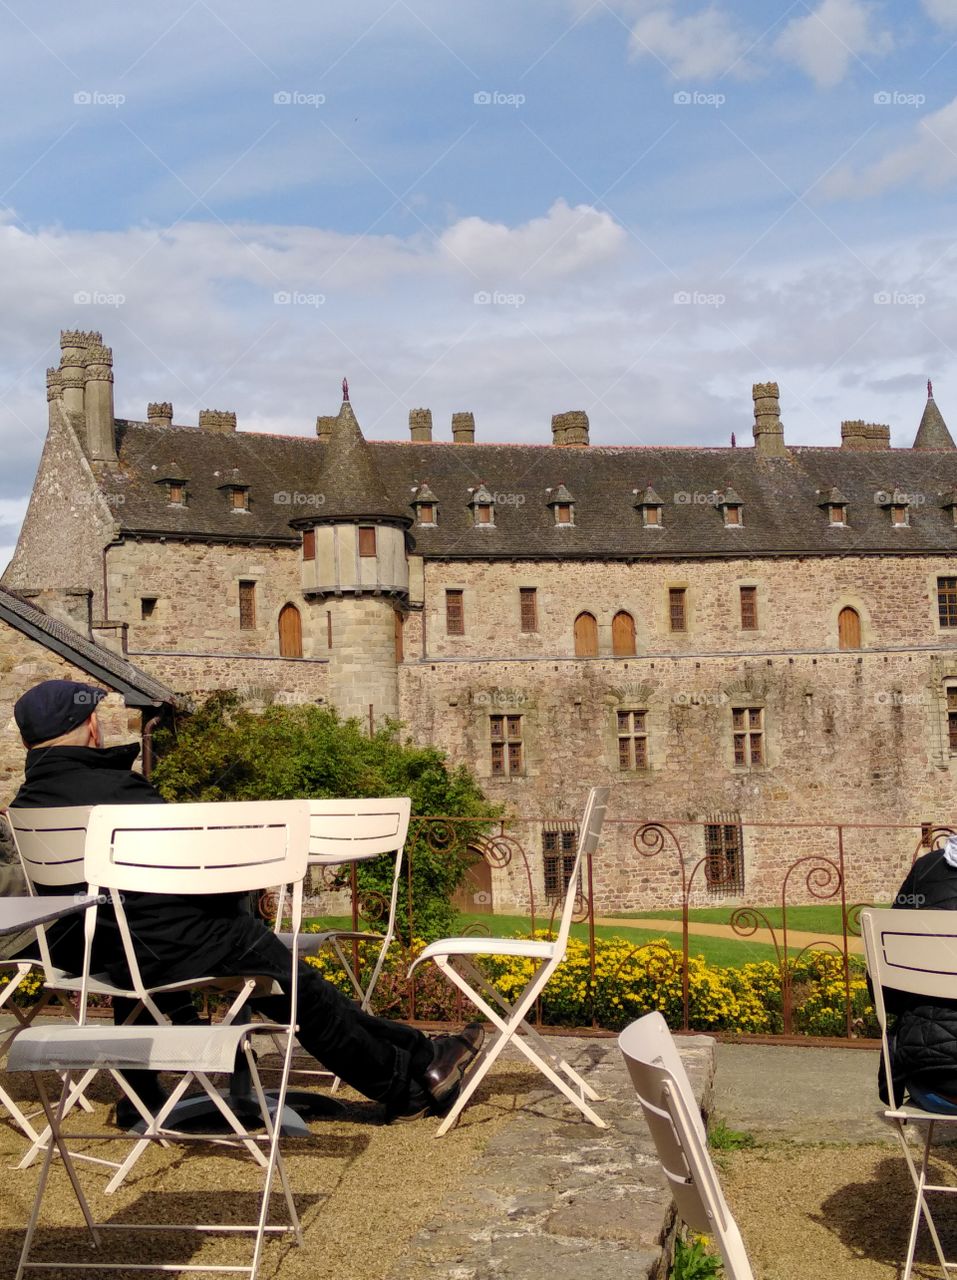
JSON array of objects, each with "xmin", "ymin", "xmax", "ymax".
[{"xmin": 0, "ymin": 616, "xmax": 140, "ymax": 801}]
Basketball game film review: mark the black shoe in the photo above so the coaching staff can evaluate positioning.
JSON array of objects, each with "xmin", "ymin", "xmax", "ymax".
[
  {"xmin": 422, "ymin": 1023, "xmax": 485, "ymax": 1105},
  {"xmin": 115, "ymin": 1089, "xmax": 170, "ymax": 1131}
]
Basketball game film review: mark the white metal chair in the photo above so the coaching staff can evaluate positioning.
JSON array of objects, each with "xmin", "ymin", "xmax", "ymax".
[
  {"xmin": 618, "ymin": 1011, "xmax": 754, "ymax": 1280},
  {"xmin": 408, "ymin": 785, "xmax": 608, "ymax": 1136},
  {"xmin": 861, "ymin": 907, "xmax": 957, "ymax": 1280},
  {"xmin": 9, "ymin": 798, "xmax": 311, "ymax": 1280}
]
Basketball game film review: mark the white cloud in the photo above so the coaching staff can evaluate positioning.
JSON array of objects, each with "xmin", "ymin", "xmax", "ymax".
[
  {"xmin": 822, "ymin": 95, "xmax": 957, "ymax": 197},
  {"xmin": 775, "ymin": 0, "xmax": 893, "ymax": 88},
  {"xmin": 923, "ymin": 0, "xmax": 957, "ymax": 27},
  {"xmin": 439, "ymin": 199, "xmax": 627, "ymax": 283},
  {"xmin": 628, "ymin": 6, "xmax": 750, "ymax": 80}
]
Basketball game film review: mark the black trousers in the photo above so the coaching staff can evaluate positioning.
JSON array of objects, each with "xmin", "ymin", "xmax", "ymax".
[{"xmin": 129, "ymin": 914, "xmax": 434, "ymax": 1112}]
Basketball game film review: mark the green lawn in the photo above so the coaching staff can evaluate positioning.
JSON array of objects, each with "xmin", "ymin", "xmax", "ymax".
[
  {"xmin": 305, "ymin": 912, "xmax": 808, "ymax": 968},
  {"xmin": 608, "ymin": 903, "xmax": 890, "ymax": 936}
]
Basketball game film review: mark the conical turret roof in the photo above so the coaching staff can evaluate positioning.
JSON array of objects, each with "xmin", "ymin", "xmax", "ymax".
[
  {"xmin": 913, "ymin": 380, "xmax": 955, "ymax": 450},
  {"xmin": 310, "ymin": 394, "xmax": 410, "ymax": 523}
]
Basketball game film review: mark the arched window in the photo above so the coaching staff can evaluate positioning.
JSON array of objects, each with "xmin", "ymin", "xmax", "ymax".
[
  {"xmin": 278, "ymin": 603, "xmax": 303, "ymax": 658},
  {"xmin": 574, "ymin": 611, "xmax": 598, "ymax": 657},
  {"xmin": 838, "ymin": 606, "xmax": 861, "ymax": 651},
  {"xmin": 612, "ymin": 610, "xmax": 636, "ymax": 656}
]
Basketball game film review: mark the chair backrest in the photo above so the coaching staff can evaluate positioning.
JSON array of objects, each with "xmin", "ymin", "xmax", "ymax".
[
  {"xmin": 83, "ymin": 800, "xmax": 311, "ymax": 1009},
  {"xmin": 5, "ymin": 806, "xmax": 93, "ymax": 972},
  {"xmin": 619, "ymin": 1012, "xmax": 754, "ymax": 1280},
  {"xmin": 554, "ymin": 786, "xmax": 608, "ymax": 950},
  {"xmin": 307, "ymin": 796, "xmax": 411, "ymax": 937},
  {"xmin": 861, "ymin": 907, "xmax": 957, "ymax": 1111}
]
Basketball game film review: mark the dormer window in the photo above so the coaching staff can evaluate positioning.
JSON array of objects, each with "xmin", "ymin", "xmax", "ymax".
[
  {"xmin": 942, "ymin": 490, "xmax": 957, "ymax": 527},
  {"xmin": 817, "ymin": 487, "xmax": 848, "ymax": 527},
  {"xmin": 547, "ymin": 484, "xmax": 575, "ymax": 526},
  {"xmin": 152, "ymin": 463, "xmax": 187, "ymax": 506},
  {"xmin": 719, "ymin": 488, "xmax": 743, "ymax": 527},
  {"xmin": 634, "ymin": 485, "xmax": 663, "ymax": 528},
  {"xmin": 877, "ymin": 488, "xmax": 910, "ymax": 527},
  {"xmin": 891, "ymin": 503, "xmax": 909, "ymax": 527},
  {"xmin": 411, "ymin": 483, "xmax": 438, "ymax": 526},
  {"xmin": 218, "ymin": 468, "xmax": 250, "ymax": 513},
  {"xmin": 468, "ymin": 484, "xmax": 495, "ymax": 528}
]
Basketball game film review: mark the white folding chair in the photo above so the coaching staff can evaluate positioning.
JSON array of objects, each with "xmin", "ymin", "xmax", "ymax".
[
  {"xmin": 9, "ymin": 798, "xmax": 311, "ymax": 1280},
  {"xmin": 408, "ymin": 785, "xmax": 608, "ymax": 1136},
  {"xmin": 619, "ymin": 1012, "xmax": 754, "ymax": 1280},
  {"xmin": 276, "ymin": 796, "xmax": 411, "ymax": 1095},
  {"xmin": 861, "ymin": 907, "xmax": 957, "ymax": 1280}
]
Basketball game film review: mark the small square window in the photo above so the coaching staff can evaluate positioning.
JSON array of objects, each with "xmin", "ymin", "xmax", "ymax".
[
  {"xmin": 732, "ymin": 706, "xmax": 764, "ymax": 767},
  {"xmin": 141, "ymin": 597, "xmax": 158, "ymax": 621},
  {"xmin": 891, "ymin": 505, "xmax": 908, "ymax": 527},
  {"xmin": 419, "ymin": 503, "xmax": 435, "ymax": 525},
  {"xmin": 490, "ymin": 714, "xmax": 523, "ymax": 775},
  {"xmin": 643, "ymin": 506, "xmax": 661, "ymax": 527},
  {"xmin": 475, "ymin": 504, "xmax": 493, "ymax": 525},
  {"xmin": 556, "ymin": 503, "xmax": 572, "ymax": 524},
  {"xmin": 168, "ymin": 482, "xmax": 185, "ymax": 505},
  {"xmin": 231, "ymin": 488, "xmax": 248, "ymax": 511},
  {"xmin": 829, "ymin": 504, "xmax": 846, "ymax": 525},
  {"xmin": 725, "ymin": 505, "xmax": 742, "ymax": 526}
]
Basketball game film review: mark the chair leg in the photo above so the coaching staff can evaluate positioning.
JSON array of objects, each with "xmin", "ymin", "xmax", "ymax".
[{"xmin": 894, "ymin": 1119, "xmax": 953, "ymax": 1280}]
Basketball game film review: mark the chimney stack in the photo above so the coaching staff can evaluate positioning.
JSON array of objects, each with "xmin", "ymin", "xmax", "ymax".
[
  {"xmin": 83, "ymin": 342, "xmax": 116, "ymax": 461},
  {"xmin": 59, "ymin": 329, "xmax": 99, "ymax": 416},
  {"xmin": 316, "ymin": 414, "xmax": 336, "ymax": 442},
  {"xmin": 841, "ymin": 420, "xmax": 890, "ymax": 450},
  {"xmin": 451, "ymin": 411, "xmax": 475, "ymax": 444},
  {"xmin": 46, "ymin": 367, "xmax": 62, "ymax": 405},
  {"xmin": 148, "ymin": 401, "xmax": 173, "ymax": 428},
  {"xmin": 752, "ymin": 381, "xmax": 786, "ymax": 457},
  {"xmin": 198, "ymin": 409, "xmax": 237, "ymax": 433},
  {"xmin": 553, "ymin": 410, "xmax": 589, "ymax": 447},
  {"xmin": 409, "ymin": 408, "xmax": 433, "ymax": 442}
]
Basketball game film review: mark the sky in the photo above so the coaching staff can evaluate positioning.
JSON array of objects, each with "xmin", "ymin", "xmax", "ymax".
[{"xmin": 1, "ymin": 0, "xmax": 957, "ymax": 572}]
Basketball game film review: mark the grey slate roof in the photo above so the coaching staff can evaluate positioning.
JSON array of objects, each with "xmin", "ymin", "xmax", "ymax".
[
  {"xmin": 0, "ymin": 586, "xmax": 179, "ymax": 708},
  {"xmin": 104, "ymin": 419, "xmax": 957, "ymax": 559},
  {"xmin": 913, "ymin": 394, "xmax": 955, "ymax": 450}
]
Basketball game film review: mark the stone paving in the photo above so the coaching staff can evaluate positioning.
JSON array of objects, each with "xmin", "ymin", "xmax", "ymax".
[{"xmin": 386, "ymin": 1034, "xmax": 716, "ymax": 1280}]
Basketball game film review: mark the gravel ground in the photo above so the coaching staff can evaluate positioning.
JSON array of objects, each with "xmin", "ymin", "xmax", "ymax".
[{"xmin": 0, "ymin": 1058, "xmax": 538, "ymax": 1280}]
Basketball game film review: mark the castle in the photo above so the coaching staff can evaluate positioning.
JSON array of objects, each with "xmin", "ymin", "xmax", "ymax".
[{"xmin": 4, "ymin": 328, "xmax": 957, "ymax": 912}]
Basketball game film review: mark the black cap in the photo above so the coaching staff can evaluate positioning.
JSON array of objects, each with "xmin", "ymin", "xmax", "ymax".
[{"xmin": 14, "ymin": 680, "xmax": 107, "ymax": 746}]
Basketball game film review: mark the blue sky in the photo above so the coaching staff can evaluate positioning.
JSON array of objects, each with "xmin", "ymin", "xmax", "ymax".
[{"xmin": 2, "ymin": 0, "xmax": 957, "ymax": 569}]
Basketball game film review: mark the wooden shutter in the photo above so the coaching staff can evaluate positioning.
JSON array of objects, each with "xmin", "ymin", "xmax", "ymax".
[
  {"xmin": 239, "ymin": 581, "xmax": 256, "ymax": 630},
  {"xmin": 838, "ymin": 606, "xmax": 861, "ymax": 650},
  {"xmin": 574, "ymin": 611, "xmax": 598, "ymax": 657},
  {"xmin": 302, "ymin": 528, "xmax": 316, "ymax": 561},
  {"xmin": 520, "ymin": 588, "xmax": 538, "ymax": 632},
  {"xmin": 446, "ymin": 589, "xmax": 464, "ymax": 635},
  {"xmin": 611, "ymin": 611, "xmax": 636, "ymax": 656},
  {"xmin": 740, "ymin": 586, "xmax": 758, "ymax": 630},
  {"xmin": 358, "ymin": 527, "xmax": 377, "ymax": 557},
  {"xmin": 278, "ymin": 603, "xmax": 303, "ymax": 657},
  {"xmin": 669, "ymin": 588, "xmax": 686, "ymax": 632}
]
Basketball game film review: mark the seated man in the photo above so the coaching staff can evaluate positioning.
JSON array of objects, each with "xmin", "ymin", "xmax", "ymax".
[
  {"xmin": 8, "ymin": 679, "xmax": 482, "ymax": 1122},
  {"xmin": 881, "ymin": 834, "xmax": 957, "ymax": 1113}
]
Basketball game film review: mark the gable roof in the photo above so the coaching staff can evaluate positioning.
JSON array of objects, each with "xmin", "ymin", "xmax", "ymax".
[
  {"xmin": 102, "ymin": 419, "xmax": 957, "ymax": 560},
  {"xmin": 0, "ymin": 587, "xmax": 179, "ymax": 708}
]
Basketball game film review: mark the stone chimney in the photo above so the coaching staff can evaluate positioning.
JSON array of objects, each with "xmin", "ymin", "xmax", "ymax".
[
  {"xmin": 198, "ymin": 409, "xmax": 237, "ymax": 433},
  {"xmin": 316, "ymin": 414, "xmax": 336, "ymax": 442},
  {"xmin": 451, "ymin": 411, "xmax": 475, "ymax": 444},
  {"xmin": 59, "ymin": 329, "xmax": 100, "ymax": 416},
  {"xmin": 83, "ymin": 342, "xmax": 116, "ymax": 461},
  {"xmin": 553, "ymin": 410, "xmax": 589, "ymax": 447},
  {"xmin": 409, "ymin": 408, "xmax": 433, "ymax": 442},
  {"xmin": 752, "ymin": 381, "xmax": 786, "ymax": 457},
  {"xmin": 46, "ymin": 367, "xmax": 61, "ymax": 406},
  {"xmin": 147, "ymin": 401, "xmax": 173, "ymax": 427},
  {"xmin": 841, "ymin": 420, "xmax": 891, "ymax": 450}
]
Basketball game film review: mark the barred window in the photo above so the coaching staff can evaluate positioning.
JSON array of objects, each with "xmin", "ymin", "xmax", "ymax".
[
  {"xmin": 490, "ymin": 714, "xmax": 523, "ymax": 776},
  {"xmin": 732, "ymin": 706, "xmax": 764, "ymax": 767},
  {"xmin": 939, "ymin": 578, "xmax": 957, "ymax": 628},
  {"xmin": 446, "ymin": 589, "xmax": 464, "ymax": 635},
  {"xmin": 948, "ymin": 687, "xmax": 957, "ymax": 753},
  {"xmin": 543, "ymin": 825, "xmax": 579, "ymax": 901},
  {"xmin": 238, "ymin": 580, "xmax": 256, "ymax": 630},
  {"xmin": 520, "ymin": 587, "xmax": 538, "ymax": 633},
  {"xmin": 669, "ymin": 587, "xmax": 687, "ymax": 632},
  {"xmin": 617, "ymin": 709, "xmax": 648, "ymax": 770},
  {"xmin": 704, "ymin": 820, "xmax": 744, "ymax": 895},
  {"xmin": 739, "ymin": 586, "xmax": 758, "ymax": 630}
]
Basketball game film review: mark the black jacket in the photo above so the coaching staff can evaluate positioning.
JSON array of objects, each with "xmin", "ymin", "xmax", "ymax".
[
  {"xmin": 884, "ymin": 850, "xmax": 957, "ymax": 1097},
  {"xmin": 11, "ymin": 744, "xmax": 247, "ymax": 984}
]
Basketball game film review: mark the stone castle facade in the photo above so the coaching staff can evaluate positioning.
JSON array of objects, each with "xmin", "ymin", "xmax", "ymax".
[{"xmin": 6, "ymin": 328, "xmax": 957, "ymax": 912}]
